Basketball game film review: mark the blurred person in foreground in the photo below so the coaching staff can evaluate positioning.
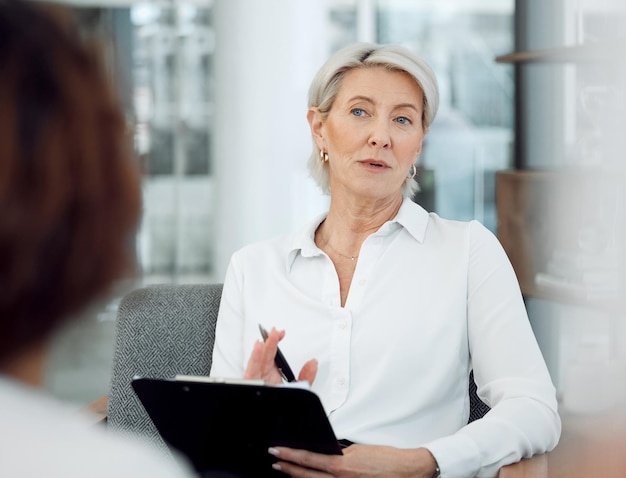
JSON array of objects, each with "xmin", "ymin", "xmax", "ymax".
[
  {"xmin": 0, "ymin": 1, "xmax": 194, "ymax": 476},
  {"xmin": 210, "ymin": 43, "xmax": 561, "ymax": 477}
]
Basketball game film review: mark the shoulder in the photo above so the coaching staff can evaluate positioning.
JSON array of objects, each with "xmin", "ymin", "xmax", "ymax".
[
  {"xmin": 425, "ymin": 211, "xmax": 497, "ymax": 243},
  {"xmin": 417, "ymin": 208, "xmax": 481, "ymax": 242},
  {"xmin": 397, "ymin": 200, "xmax": 498, "ymax": 251},
  {"xmin": 419, "ymin": 213, "xmax": 508, "ymax": 267},
  {"xmin": 76, "ymin": 427, "xmax": 194, "ymax": 477},
  {"xmin": 57, "ymin": 426, "xmax": 194, "ymax": 477},
  {"xmin": 0, "ymin": 382, "xmax": 194, "ymax": 477}
]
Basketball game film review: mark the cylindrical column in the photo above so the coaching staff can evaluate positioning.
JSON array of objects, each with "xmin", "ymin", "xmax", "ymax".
[{"xmin": 212, "ymin": 0, "xmax": 330, "ymax": 279}]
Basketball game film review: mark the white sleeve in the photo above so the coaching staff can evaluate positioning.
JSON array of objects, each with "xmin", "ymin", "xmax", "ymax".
[
  {"xmin": 424, "ymin": 221, "xmax": 561, "ymax": 478},
  {"xmin": 210, "ymin": 253, "xmax": 247, "ymax": 379}
]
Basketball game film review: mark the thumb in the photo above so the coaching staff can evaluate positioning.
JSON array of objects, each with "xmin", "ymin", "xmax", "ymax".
[{"xmin": 298, "ymin": 359, "xmax": 318, "ymax": 385}]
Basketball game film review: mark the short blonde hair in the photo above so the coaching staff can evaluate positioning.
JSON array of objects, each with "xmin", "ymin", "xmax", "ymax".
[{"xmin": 307, "ymin": 43, "xmax": 439, "ymax": 197}]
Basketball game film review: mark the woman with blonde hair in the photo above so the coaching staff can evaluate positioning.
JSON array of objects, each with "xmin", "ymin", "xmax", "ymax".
[{"xmin": 211, "ymin": 43, "xmax": 560, "ymax": 477}]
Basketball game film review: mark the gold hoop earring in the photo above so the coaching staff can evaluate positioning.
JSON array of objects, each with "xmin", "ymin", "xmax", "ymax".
[
  {"xmin": 320, "ymin": 150, "xmax": 329, "ymax": 163},
  {"xmin": 408, "ymin": 164, "xmax": 417, "ymax": 180}
]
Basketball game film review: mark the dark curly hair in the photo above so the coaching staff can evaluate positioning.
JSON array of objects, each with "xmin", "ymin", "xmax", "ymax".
[{"xmin": 0, "ymin": 1, "xmax": 141, "ymax": 365}]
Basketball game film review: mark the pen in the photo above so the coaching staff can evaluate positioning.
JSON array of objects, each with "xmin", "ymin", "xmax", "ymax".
[{"xmin": 258, "ymin": 324, "xmax": 297, "ymax": 382}]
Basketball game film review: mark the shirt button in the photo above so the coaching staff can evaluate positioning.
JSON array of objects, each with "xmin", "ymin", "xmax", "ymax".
[
  {"xmin": 336, "ymin": 377, "xmax": 346, "ymax": 386},
  {"xmin": 338, "ymin": 321, "xmax": 347, "ymax": 329}
]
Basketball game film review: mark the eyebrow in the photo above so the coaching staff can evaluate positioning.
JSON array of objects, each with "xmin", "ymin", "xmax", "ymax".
[{"xmin": 347, "ymin": 95, "xmax": 421, "ymax": 113}]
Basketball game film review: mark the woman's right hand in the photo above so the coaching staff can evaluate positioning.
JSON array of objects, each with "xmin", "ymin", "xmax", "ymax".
[{"xmin": 243, "ymin": 328, "xmax": 318, "ymax": 385}]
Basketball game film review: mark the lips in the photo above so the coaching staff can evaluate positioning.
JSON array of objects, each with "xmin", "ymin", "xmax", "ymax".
[{"xmin": 359, "ymin": 159, "xmax": 389, "ymax": 169}]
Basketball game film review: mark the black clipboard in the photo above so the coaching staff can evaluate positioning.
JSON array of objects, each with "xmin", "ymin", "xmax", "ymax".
[{"xmin": 132, "ymin": 376, "xmax": 342, "ymax": 477}]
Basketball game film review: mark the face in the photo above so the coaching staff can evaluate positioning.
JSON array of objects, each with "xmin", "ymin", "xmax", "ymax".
[{"xmin": 309, "ymin": 66, "xmax": 425, "ymax": 202}]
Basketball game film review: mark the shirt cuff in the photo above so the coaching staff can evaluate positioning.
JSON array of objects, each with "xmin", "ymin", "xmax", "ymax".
[{"xmin": 423, "ymin": 434, "xmax": 482, "ymax": 478}]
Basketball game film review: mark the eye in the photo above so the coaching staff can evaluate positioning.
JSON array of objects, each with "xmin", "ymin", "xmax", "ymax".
[
  {"xmin": 351, "ymin": 108, "xmax": 367, "ymax": 117},
  {"xmin": 395, "ymin": 116, "xmax": 412, "ymax": 125}
]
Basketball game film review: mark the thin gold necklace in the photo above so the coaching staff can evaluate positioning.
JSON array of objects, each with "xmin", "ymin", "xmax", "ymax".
[{"xmin": 325, "ymin": 241, "xmax": 359, "ymax": 261}]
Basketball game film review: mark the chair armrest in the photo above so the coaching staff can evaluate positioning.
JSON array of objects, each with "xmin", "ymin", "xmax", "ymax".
[
  {"xmin": 498, "ymin": 454, "xmax": 548, "ymax": 478},
  {"xmin": 84, "ymin": 395, "xmax": 108, "ymax": 425},
  {"xmin": 544, "ymin": 412, "xmax": 626, "ymax": 478}
]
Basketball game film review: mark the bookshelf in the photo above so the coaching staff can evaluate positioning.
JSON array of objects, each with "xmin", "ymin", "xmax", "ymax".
[
  {"xmin": 496, "ymin": 168, "xmax": 624, "ymax": 311},
  {"xmin": 494, "ymin": 41, "xmax": 622, "ymax": 64},
  {"xmin": 494, "ymin": 32, "xmax": 625, "ymax": 310}
]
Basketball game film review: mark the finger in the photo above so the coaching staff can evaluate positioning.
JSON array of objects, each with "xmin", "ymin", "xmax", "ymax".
[
  {"xmin": 261, "ymin": 329, "xmax": 281, "ymax": 372},
  {"xmin": 269, "ymin": 447, "xmax": 339, "ymax": 475},
  {"xmin": 262, "ymin": 328, "xmax": 289, "ymax": 371},
  {"xmin": 267, "ymin": 327, "xmax": 286, "ymax": 347},
  {"xmin": 273, "ymin": 327, "xmax": 286, "ymax": 341},
  {"xmin": 272, "ymin": 460, "xmax": 332, "ymax": 478},
  {"xmin": 298, "ymin": 359, "xmax": 318, "ymax": 385},
  {"xmin": 243, "ymin": 340, "xmax": 264, "ymax": 379}
]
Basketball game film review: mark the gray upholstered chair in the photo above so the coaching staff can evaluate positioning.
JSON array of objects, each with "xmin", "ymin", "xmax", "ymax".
[
  {"xmin": 106, "ymin": 283, "xmax": 223, "ymax": 448},
  {"xmin": 105, "ymin": 282, "xmax": 489, "ymax": 450}
]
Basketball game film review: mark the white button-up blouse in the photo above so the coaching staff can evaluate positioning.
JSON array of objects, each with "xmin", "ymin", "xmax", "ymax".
[{"xmin": 210, "ymin": 197, "xmax": 561, "ymax": 478}]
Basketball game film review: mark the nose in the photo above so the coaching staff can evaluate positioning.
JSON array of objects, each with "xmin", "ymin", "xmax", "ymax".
[{"xmin": 368, "ymin": 121, "xmax": 391, "ymax": 149}]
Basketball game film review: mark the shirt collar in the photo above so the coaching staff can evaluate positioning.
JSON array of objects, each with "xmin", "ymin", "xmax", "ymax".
[
  {"xmin": 286, "ymin": 212, "xmax": 327, "ymax": 272},
  {"xmin": 392, "ymin": 197, "xmax": 430, "ymax": 243},
  {"xmin": 284, "ymin": 197, "xmax": 430, "ymax": 272}
]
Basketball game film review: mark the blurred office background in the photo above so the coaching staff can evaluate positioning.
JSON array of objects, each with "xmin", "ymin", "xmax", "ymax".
[{"xmin": 42, "ymin": 0, "xmax": 626, "ymax": 432}]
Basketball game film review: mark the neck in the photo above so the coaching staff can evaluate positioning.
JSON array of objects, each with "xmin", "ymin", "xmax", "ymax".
[
  {"xmin": 327, "ymin": 194, "xmax": 403, "ymax": 233},
  {"xmin": 0, "ymin": 342, "xmax": 48, "ymax": 387},
  {"xmin": 316, "ymin": 195, "xmax": 404, "ymax": 255}
]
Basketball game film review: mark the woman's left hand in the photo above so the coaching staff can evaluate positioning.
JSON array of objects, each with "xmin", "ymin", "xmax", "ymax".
[
  {"xmin": 244, "ymin": 327, "xmax": 318, "ymax": 385},
  {"xmin": 267, "ymin": 444, "xmax": 438, "ymax": 478}
]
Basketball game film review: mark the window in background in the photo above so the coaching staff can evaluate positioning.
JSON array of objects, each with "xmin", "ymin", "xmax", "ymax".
[
  {"xmin": 376, "ymin": 1, "xmax": 515, "ymax": 231},
  {"xmin": 130, "ymin": 0, "xmax": 514, "ymax": 283},
  {"xmin": 131, "ymin": 2, "xmax": 214, "ymax": 283},
  {"xmin": 327, "ymin": 1, "xmax": 514, "ymax": 230}
]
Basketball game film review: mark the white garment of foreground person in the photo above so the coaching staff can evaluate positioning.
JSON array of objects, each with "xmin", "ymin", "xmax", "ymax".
[{"xmin": 0, "ymin": 377, "xmax": 194, "ymax": 477}]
